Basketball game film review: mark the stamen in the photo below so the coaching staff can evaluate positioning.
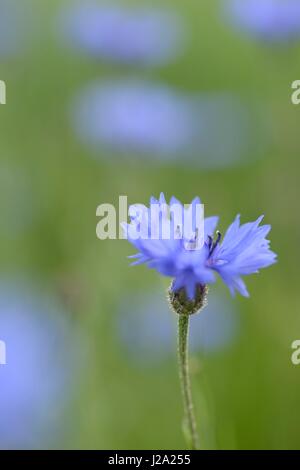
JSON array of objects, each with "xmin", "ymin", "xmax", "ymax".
[
  {"xmin": 210, "ymin": 231, "xmax": 222, "ymax": 255},
  {"xmin": 215, "ymin": 230, "xmax": 222, "ymax": 244}
]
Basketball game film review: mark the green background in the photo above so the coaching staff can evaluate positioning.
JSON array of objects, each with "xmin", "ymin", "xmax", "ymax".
[{"xmin": 0, "ymin": 0, "xmax": 299, "ymax": 449}]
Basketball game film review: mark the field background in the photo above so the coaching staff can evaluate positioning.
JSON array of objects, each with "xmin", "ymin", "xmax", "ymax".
[{"xmin": 0, "ymin": 0, "xmax": 300, "ymax": 450}]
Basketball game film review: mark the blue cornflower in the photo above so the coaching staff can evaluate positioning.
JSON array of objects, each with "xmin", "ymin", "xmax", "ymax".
[
  {"xmin": 225, "ymin": 0, "xmax": 300, "ymax": 43},
  {"xmin": 0, "ymin": 281, "xmax": 80, "ymax": 449},
  {"xmin": 71, "ymin": 80, "xmax": 263, "ymax": 168},
  {"xmin": 59, "ymin": 2, "xmax": 184, "ymax": 66},
  {"xmin": 123, "ymin": 195, "xmax": 276, "ymax": 448},
  {"xmin": 123, "ymin": 194, "xmax": 277, "ymax": 303},
  {"xmin": 70, "ymin": 79, "xmax": 193, "ymax": 158}
]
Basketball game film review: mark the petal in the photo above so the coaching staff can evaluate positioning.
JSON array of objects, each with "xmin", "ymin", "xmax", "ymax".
[
  {"xmin": 172, "ymin": 275, "xmax": 186, "ymax": 292},
  {"xmin": 185, "ymin": 278, "xmax": 196, "ymax": 300},
  {"xmin": 204, "ymin": 216, "xmax": 219, "ymax": 239},
  {"xmin": 194, "ymin": 267, "xmax": 216, "ymax": 284},
  {"xmin": 221, "ymin": 214, "xmax": 241, "ymax": 247}
]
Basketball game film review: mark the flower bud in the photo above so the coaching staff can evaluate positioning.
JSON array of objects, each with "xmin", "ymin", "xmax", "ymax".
[{"xmin": 167, "ymin": 282, "xmax": 208, "ymax": 316}]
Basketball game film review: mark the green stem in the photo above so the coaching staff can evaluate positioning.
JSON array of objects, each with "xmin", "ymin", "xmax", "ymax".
[{"xmin": 178, "ymin": 314, "xmax": 199, "ymax": 450}]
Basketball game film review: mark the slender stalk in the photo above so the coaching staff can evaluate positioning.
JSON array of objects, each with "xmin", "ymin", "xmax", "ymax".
[{"xmin": 178, "ymin": 314, "xmax": 199, "ymax": 450}]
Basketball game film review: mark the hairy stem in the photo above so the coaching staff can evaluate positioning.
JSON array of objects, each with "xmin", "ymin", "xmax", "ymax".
[{"xmin": 178, "ymin": 314, "xmax": 199, "ymax": 450}]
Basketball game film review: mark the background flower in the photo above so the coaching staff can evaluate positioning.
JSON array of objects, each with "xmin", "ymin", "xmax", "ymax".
[
  {"xmin": 70, "ymin": 80, "xmax": 194, "ymax": 158},
  {"xmin": 0, "ymin": 281, "xmax": 80, "ymax": 449},
  {"xmin": 59, "ymin": 1, "xmax": 185, "ymax": 66},
  {"xmin": 70, "ymin": 80, "xmax": 265, "ymax": 168}
]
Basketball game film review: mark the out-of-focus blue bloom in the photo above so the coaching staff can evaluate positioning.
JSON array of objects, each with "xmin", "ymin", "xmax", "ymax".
[
  {"xmin": 71, "ymin": 80, "xmax": 194, "ymax": 158},
  {"xmin": 117, "ymin": 290, "xmax": 239, "ymax": 365},
  {"xmin": 71, "ymin": 80, "xmax": 261, "ymax": 167},
  {"xmin": 0, "ymin": 282, "xmax": 78, "ymax": 449},
  {"xmin": 59, "ymin": 1, "xmax": 184, "ymax": 65},
  {"xmin": 225, "ymin": 0, "xmax": 300, "ymax": 43},
  {"xmin": 124, "ymin": 194, "xmax": 277, "ymax": 299}
]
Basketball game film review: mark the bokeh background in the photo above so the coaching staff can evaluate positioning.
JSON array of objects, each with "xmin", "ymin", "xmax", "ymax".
[{"xmin": 0, "ymin": 0, "xmax": 299, "ymax": 450}]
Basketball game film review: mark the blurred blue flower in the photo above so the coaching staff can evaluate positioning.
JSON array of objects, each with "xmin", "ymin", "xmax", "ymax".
[
  {"xmin": 117, "ymin": 289, "xmax": 240, "ymax": 365},
  {"xmin": 71, "ymin": 79, "xmax": 194, "ymax": 158},
  {"xmin": 124, "ymin": 194, "xmax": 277, "ymax": 299},
  {"xmin": 59, "ymin": 1, "xmax": 184, "ymax": 65},
  {"xmin": 225, "ymin": 0, "xmax": 300, "ymax": 43},
  {"xmin": 0, "ymin": 281, "xmax": 78, "ymax": 449},
  {"xmin": 71, "ymin": 79, "xmax": 261, "ymax": 167}
]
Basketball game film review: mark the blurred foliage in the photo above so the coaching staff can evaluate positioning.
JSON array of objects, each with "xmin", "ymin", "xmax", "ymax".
[{"xmin": 0, "ymin": 0, "xmax": 300, "ymax": 450}]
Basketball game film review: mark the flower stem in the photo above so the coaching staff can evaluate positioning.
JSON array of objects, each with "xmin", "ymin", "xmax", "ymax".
[{"xmin": 178, "ymin": 314, "xmax": 199, "ymax": 450}]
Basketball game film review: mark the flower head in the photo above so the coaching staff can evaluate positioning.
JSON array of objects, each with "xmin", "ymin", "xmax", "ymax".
[{"xmin": 123, "ymin": 194, "xmax": 277, "ymax": 303}]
